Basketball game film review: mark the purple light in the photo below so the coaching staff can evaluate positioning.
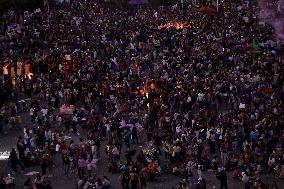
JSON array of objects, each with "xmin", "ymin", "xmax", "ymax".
[{"xmin": 258, "ymin": 0, "xmax": 284, "ymax": 44}]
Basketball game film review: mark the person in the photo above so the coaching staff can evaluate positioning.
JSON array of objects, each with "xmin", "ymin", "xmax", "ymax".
[
  {"xmin": 17, "ymin": 136, "xmax": 25, "ymax": 159},
  {"xmin": 216, "ymin": 168, "xmax": 228, "ymax": 189},
  {"xmin": 112, "ymin": 146, "xmax": 120, "ymax": 162},
  {"xmin": 24, "ymin": 177, "xmax": 33, "ymax": 189},
  {"xmin": 87, "ymin": 160, "xmax": 93, "ymax": 177},
  {"xmin": 42, "ymin": 180, "xmax": 52, "ymax": 189},
  {"xmin": 140, "ymin": 166, "xmax": 148, "ymax": 189},
  {"xmin": 78, "ymin": 156, "xmax": 86, "ymax": 179},
  {"xmin": 129, "ymin": 171, "xmax": 138, "ymax": 189},
  {"xmin": 0, "ymin": 176, "xmax": 6, "ymax": 189},
  {"xmin": 131, "ymin": 126, "xmax": 139, "ymax": 144},
  {"xmin": 270, "ymin": 180, "xmax": 279, "ymax": 189},
  {"xmin": 195, "ymin": 178, "xmax": 206, "ymax": 189},
  {"xmin": 241, "ymin": 171, "xmax": 250, "ymax": 189},
  {"xmin": 102, "ymin": 176, "xmax": 110, "ymax": 189},
  {"xmin": 119, "ymin": 171, "xmax": 130, "ymax": 189},
  {"xmin": 41, "ymin": 155, "xmax": 48, "ymax": 176},
  {"xmin": 62, "ymin": 154, "xmax": 70, "ymax": 177},
  {"xmin": 9, "ymin": 148, "xmax": 19, "ymax": 173},
  {"xmin": 95, "ymin": 178, "xmax": 103, "ymax": 189},
  {"xmin": 34, "ymin": 174, "xmax": 43, "ymax": 186}
]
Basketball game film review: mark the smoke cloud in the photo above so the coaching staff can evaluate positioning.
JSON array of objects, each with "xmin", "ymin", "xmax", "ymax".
[{"xmin": 257, "ymin": 0, "xmax": 284, "ymax": 44}]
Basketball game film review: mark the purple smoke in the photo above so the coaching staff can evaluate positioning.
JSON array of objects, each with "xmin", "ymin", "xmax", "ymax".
[{"xmin": 257, "ymin": 0, "xmax": 284, "ymax": 44}]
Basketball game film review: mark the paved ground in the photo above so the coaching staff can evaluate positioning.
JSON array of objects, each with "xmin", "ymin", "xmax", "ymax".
[{"xmin": 0, "ymin": 113, "xmax": 283, "ymax": 189}]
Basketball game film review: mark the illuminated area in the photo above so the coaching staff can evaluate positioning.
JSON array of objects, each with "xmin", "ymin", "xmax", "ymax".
[
  {"xmin": 158, "ymin": 22, "xmax": 190, "ymax": 30},
  {"xmin": 258, "ymin": 0, "xmax": 284, "ymax": 44},
  {"xmin": 0, "ymin": 151, "xmax": 10, "ymax": 160}
]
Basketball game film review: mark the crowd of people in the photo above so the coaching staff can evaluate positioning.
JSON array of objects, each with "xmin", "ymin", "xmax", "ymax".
[{"xmin": 0, "ymin": 0, "xmax": 284, "ymax": 189}]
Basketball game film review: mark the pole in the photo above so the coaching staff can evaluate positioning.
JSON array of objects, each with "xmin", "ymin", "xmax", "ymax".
[{"xmin": 217, "ymin": 0, "xmax": 219, "ymax": 12}]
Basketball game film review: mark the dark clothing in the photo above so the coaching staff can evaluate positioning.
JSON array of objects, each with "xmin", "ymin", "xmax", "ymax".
[
  {"xmin": 195, "ymin": 181, "xmax": 207, "ymax": 189},
  {"xmin": 9, "ymin": 150, "xmax": 19, "ymax": 172},
  {"xmin": 41, "ymin": 160, "xmax": 48, "ymax": 175},
  {"xmin": 0, "ymin": 177, "xmax": 6, "ymax": 189},
  {"xmin": 216, "ymin": 170, "xmax": 228, "ymax": 189}
]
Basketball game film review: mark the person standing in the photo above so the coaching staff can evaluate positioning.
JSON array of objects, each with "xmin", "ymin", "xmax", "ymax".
[
  {"xmin": 40, "ymin": 155, "xmax": 48, "ymax": 176},
  {"xmin": 78, "ymin": 156, "xmax": 86, "ymax": 179},
  {"xmin": 62, "ymin": 154, "xmax": 70, "ymax": 177},
  {"xmin": 119, "ymin": 171, "xmax": 130, "ymax": 189},
  {"xmin": 216, "ymin": 168, "xmax": 228, "ymax": 189},
  {"xmin": 24, "ymin": 177, "xmax": 33, "ymax": 189},
  {"xmin": 129, "ymin": 171, "xmax": 138, "ymax": 189},
  {"xmin": 139, "ymin": 165, "xmax": 148, "ymax": 189},
  {"xmin": 195, "ymin": 178, "xmax": 207, "ymax": 189},
  {"xmin": 16, "ymin": 136, "xmax": 25, "ymax": 170},
  {"xmin": 131, "ymin": 126, "xmax": 139, "ymax": 144},
  {"xmin": 9, "ymin": 148, "xmax": 19, "ymax": 173}
]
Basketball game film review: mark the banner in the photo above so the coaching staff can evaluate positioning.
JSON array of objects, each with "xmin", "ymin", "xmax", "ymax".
[{"xmin": 129, "ymin": 0, "xmax": 148, "ymax": 4}]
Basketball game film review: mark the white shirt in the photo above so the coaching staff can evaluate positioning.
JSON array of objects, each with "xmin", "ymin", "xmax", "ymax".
[
  {"xmin": 187, "ymin": 96, "xmax": 192, "ymax": 103},
  {"xmin": 197, "ymin": 93, "xmax": 205, "ymax": 101},
  {"xmin": 30, "ymin": 108, "xmax": 34, "ymax": 116},
  {"xmin": 112, "ymin": 147, "xmax": 119, "ymax": 155},
  {"xmin": 41, "ymin": 108, "xmax": 48, "ymax": 116},
  {"xmin": 176, "ymin": 126, "xmax": 182, "ymax": 134},
  {"xmin": 173, "ymin": 145, "xmax": 181, "ymax": 153},
  {"xmin": 106, "ymin": 124, "xmax": 111, "ymax": 132}
]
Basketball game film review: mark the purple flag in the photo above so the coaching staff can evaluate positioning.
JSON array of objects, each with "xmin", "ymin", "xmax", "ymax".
[{"xmin": 129, "ymin": 0, "xmax": 148, "ymax": 4}]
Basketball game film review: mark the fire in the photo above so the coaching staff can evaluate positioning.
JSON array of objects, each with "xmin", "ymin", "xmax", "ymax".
[
  {"xmin": 12, "ymin": 78, "xmax": 16, "ymax": 86},
  {"xmin": 158, "ymin": 22, "xmax": 190, "ymax": 30},
  {"xmin": 26, "ymin": 73, "xmax": 33, "ymax": 79}
]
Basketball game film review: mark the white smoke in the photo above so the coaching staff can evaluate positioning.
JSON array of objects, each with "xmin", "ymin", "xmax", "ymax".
[{"xmin": 257, "ymin": 0, "xmax": 284, "ymax": 44}]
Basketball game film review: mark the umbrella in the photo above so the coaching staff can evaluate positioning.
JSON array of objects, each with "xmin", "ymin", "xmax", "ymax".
[
  {"xmin": 136, "ymin": 123, "xmax": 144, "ymax": 133},
  {"xmin": 64, "ymin": 136, "xmax": 72, "ymax": 140},
  {"xmin": 120, "ymin": 119, "xmax": 126, "ymax": 127},
  {"xmin": 24, "ymin": 171, "xmax": 40, "ymax": 176},
  {"xmin": 119, "ymin": 125, "xmax": 128, "ymax": 129},
  {"xmin": 193, "ymin": 7, "xmax": 218, "ymax": 15},
  {"xmin": 129, "ymin": 0, "xmax": 148, "ymax": 5},
  {"xmin": 135, "ymin": 123, "xmax": 142, "ymax": 128},
  {"xmin": 126, "ymin": 124, "xmax": 135, "ymax": 128},
  {"xmin": 119, "ymin": 123, "xmax": 134, "ymax": 129}
]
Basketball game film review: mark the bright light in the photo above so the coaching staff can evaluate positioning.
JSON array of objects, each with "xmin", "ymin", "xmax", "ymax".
[
  {"xmin": 27, "ymin": 73, "xmax": 33, "ymax": 79},
  {"xmin": 12, "ymin": 78, "xmax": 16, "ymax": 86},
  {"xmin": 158, "ymin": 22, "xmax": 190, "ymax": 30},
  {"xmin": 0, "ymin": 151, "xmax": 10, "ymax": 160}
]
